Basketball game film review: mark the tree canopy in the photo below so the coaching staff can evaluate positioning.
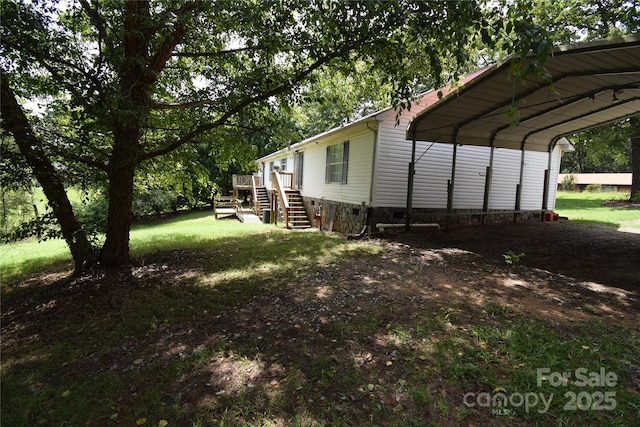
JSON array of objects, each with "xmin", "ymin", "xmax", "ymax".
[{"xmin": 2, "ymin": 0, "xmax": 555, "ymax": 269}]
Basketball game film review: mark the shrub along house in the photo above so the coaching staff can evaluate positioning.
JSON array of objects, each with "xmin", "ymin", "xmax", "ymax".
[{"xmin": 253, "ymin": 35, "xmax": 640, "ymax": 233}]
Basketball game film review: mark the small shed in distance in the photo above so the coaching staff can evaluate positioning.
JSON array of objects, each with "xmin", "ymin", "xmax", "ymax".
[{"xmin": 558, "ymin": 173, "xmax": 632, "ymax": 192}]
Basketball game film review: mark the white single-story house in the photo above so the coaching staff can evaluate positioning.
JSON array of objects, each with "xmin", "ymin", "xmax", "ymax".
[
  {"xmin": 256, "ymin": 89, "xmax": 571, "ymax": 233},
  {"xmin": 255, "ymin": 35, "xmax": 640, "ymax": 233}
]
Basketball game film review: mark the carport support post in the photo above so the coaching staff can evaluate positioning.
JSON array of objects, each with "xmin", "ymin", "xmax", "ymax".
[
  {"xmin": 405, "ymin": 136, "xmax": 417, "ymax": 232},
  {"xmin": 482, "ymin": 143, "xmax": 495, "ymax": 224},
  {"xmin": 541, "ymin": 169, "xmax": 549, "ymax": 216},
  {"xmin": 446, "ymin": 142, "xmax": 458, "ymax": 230},
  {"xmin": 515, "ymin": 141, "xmax": 526, "ymax": 222},
  {"xmin": 514, "ymin": 184, "xmax": 521, "ymax": 222},
  {"xmin": 541, "ymin": 141, "xmax": 556, "ymax": 216}
]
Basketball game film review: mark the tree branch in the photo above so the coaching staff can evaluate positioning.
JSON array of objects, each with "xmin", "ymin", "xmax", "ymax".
[
  {"xmin": 171, "ymin": 46, "xmax": 267, "ymax": 58},
  {"xmin": 147, "ymin": 1, "xmax": 203, "ymax": 78},
  {"xmin": 140, "ymin": 40, "xmax": 368, "ymax": 161},
  {"xmin": 5, "ymin": 34, "xmax": 118, "ymax": 119},
  {"xmin": 41, "ymin": 130, "xmax": 111, "ymax": 171},
  {"xmin": 150, "ymin": 99, "xmax": 218, "ymax": 110},
  {"xmin": 78, "ymin": 0, "xmax": 115, "ymax": 54},
  {"xmin": 0, "ymin": 71, "xmax": 95, "ymax": 267}
]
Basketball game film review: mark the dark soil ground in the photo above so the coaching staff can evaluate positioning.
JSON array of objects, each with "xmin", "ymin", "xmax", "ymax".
[
  {"xmin": 394, "ymin": 220, "xmax": 640, "ymax": 324},
  {"xmin": 2, "ymin": 220, "xmax": 639, "ymax": 426}
]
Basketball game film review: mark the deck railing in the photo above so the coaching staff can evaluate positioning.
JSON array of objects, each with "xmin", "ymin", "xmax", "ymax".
[
  {"xmin": 213, "ymin": 195, "xmax": 235, "ymax": 219},
  {"xmin": 232, "ymin": 174, "xmax": 255, "ymax": 188},
  {"xmin": 251, "ymin": 175, "xmax": 264, "ymax": 216},
  {"xmin": 235, "ymin": 198, "xmax": 244, "ymax": 222}
]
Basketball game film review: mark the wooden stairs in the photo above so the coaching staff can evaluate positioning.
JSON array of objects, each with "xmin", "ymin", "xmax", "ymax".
[
  {"xmin": 285, "ymin": 189, "xmax": 311, "ymax": 229},
  {"xmin": 254, "ymin": 186, "xmax": 270, "ymax": 217}
]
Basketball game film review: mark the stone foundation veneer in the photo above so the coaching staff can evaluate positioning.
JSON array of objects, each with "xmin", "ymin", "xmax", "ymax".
[
  {"xmin": 300, "ymin": 196, "xmax": 543, "ymax": 234},
  {"xmin": 370, "ymin": 208, "xmax": 542, "ymax": 230},
  {"xmin": 301, "ymin": 197, "xmax": 367, "ymax": 235}
]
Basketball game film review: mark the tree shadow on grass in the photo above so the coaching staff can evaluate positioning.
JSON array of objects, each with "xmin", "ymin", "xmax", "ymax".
[{"xmin": 2, "ymin": 225, "xmax": 639, "ymax": 426}]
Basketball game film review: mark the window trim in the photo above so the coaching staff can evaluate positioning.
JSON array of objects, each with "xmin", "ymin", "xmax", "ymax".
[{"xmin": 325, "ymin": 141, "xmax": 349, "ymax": 184}]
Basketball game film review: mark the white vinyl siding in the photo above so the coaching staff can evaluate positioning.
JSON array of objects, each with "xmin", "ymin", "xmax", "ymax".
[
  {"xmin": 258, "ymin": 91, "xmax": 562, "ymax": 213},
  {"xmin": 451, "ymin": 146, "xmax": 490, "ymax": 209},
  {"xmin": 547, "ymin": 144, "xmax": 564, "ymax": 211},
  {"xmin": 488, "ymin": 148, "xmax": 521, "ymax": 210},
  {"xmin": 520, "ymin": 151, "xmax": 548, "ymax": 210},
  {"xmin": 372, "ymin": 96, "xmax": 456, "ymax": 208},
  {"xmin": 410, "ymin": 144, "xmax": 453, "ymax": 208},
  {"xmin": 300, "ymin": 126, "xmax": 374, "ymax": 205},
  {"xmin": 372, "ymin": 96, "xmax": 553, "ymax": 211}
]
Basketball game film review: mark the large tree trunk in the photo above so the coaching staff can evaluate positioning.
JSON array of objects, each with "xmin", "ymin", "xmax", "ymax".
[
  {"xmin": 630, "ymin": 116, "xmax": 640, "ymax": 201},
  {"xmin": 99, "ymin": 130, "xmax": 138, "ymax": 265},
  {"xmin": 99, "ymin": 165, "xmax": 136, "ymax": 264},
  {"xmin": 98, "ymin": 0, "xmax": 150, "ymax": 265},
  {"xmin": 1, "ymin": 73, "xmax": 96, "ymax": 271}
]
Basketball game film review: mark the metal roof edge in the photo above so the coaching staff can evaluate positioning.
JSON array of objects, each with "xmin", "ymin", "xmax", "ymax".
[
  {"xmin": 256, "ymin": 89, "xmax": 439, "ymax": 163},
  {"xmin": 405, "ymin": 63, "xmax": 501, "ymax": 138},
  {"xmin": 255, "ymin": 112, "xmax": 383, "ymax": 163},
  {"xmin": 406, "ymin": 34, "xmax": 640, "ymax": 140},
  {"xmin": 552, "ymin": 33, "xmax": 640, "ymax": 55}
]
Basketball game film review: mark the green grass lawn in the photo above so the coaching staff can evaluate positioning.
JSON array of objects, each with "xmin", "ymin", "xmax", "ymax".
[
  {"xmin": 0, "ymin": 211, "xmax": 269, "ymax": 283},
  {"xmin": 4, "ymin": 192, "xmax": 637, "ymax": 282},
  {"xmin": 555, "ymin": 191, "xmax": 640, "ymax": 230},
  {"xmin": 2, "ymin": 206, "xmax": 639, "ymax": 426}
]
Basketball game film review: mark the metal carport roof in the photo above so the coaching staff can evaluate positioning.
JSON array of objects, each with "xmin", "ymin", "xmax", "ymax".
[{"xmin": 406, "ymin": 34, "xmax": 640, "ymax": 152}]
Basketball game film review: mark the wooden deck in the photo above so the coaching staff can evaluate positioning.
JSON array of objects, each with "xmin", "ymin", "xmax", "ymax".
[
  {"xmin": 238, "ymin": 207, "xmax": 262, "ymax": 224},
  {"xmin": 214, "ymin": 195, "xmax": 263, "ymax": 224},
  {"xmin": 213, "ymin": 196, "xmax": 236, "ymax": 219}
]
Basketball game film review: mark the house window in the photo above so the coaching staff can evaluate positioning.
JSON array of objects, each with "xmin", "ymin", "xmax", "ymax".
[
  {"xmin": 325, "ymin": 141, "xmax": 349, "ymax": 184},
  {"xmin": 280, "ymin": 158, "xmax": 287, "ymax": 171}
]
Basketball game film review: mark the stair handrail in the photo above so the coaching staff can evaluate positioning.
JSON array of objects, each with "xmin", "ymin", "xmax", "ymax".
[
  {"xmin": 272, "ymin": 171, "xmax": 290, "ymax": 228},
  {"xmin": 235, "ymin": 198, "xmax": 244, "ymax": 222},
  {"xmin": 251, "ymin": 175, "xmax": 262, "ymax": 215}
]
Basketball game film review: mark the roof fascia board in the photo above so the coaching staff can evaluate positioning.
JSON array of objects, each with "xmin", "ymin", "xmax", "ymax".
[{"xmin": 255, "ymin": 115, "xmax": 381, "ymax": 163}]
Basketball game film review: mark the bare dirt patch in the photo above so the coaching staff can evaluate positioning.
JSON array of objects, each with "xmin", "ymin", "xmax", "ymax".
[{"xmin": 603, "ymin": 199, "xmax": 640, "ymax": 208}]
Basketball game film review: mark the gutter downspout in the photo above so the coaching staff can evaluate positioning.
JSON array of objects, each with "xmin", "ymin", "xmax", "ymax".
[
  {"xmin": 366, "ymin": 119, "xmax": 380, "ymax": 209},
  {"xmin": 350, "ymin": 119, "xmax": 380, "ymax": 238}
]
